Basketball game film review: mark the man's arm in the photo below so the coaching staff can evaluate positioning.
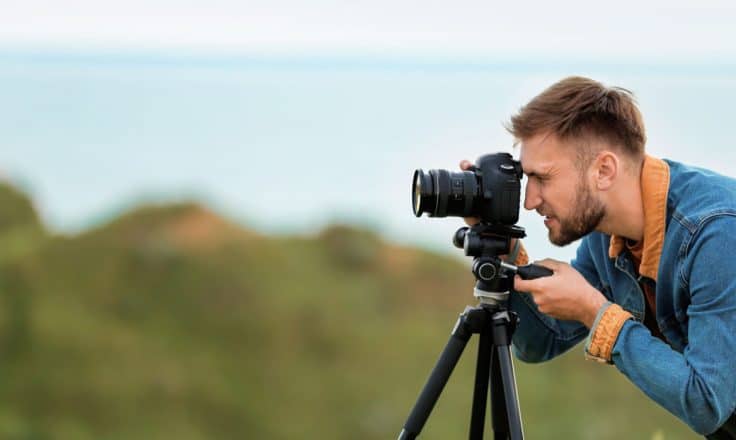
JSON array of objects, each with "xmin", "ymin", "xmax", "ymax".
[{"xmin": 507, "ymin": 238, "xmax": 602, "ymax": 362}]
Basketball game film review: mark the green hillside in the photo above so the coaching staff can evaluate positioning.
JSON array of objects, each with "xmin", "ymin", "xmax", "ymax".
[{"xmin": 0, "ymin": 182, "xmax": 693, "ymax": 439}]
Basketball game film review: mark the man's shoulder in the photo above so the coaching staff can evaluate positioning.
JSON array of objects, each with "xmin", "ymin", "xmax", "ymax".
[{"xmin": 665, "ymin": 159, "xmax": 736, "ymax": 228}]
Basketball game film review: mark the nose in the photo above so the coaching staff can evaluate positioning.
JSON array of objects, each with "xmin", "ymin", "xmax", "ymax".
[{"xmin": 524, "ymin": 179, "xmax": 542, "ymax": 211}]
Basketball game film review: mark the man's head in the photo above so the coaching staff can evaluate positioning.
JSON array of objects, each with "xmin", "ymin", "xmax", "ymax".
[{"xmin": 507, "ymin": 76, "xmax": 646, "ymax": 246}]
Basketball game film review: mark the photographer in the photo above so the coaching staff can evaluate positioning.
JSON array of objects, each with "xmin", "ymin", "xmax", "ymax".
[{"xmin": 462, "ymin": 77, "xmax": 736, "ymax": 439}]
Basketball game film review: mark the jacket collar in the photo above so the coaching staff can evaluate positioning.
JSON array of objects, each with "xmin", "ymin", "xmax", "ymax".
[{"xmin": 608, "ymin": 155, "xmax": 670, "ymax": 281}]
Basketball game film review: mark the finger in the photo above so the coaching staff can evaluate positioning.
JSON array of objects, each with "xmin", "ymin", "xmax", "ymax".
[{"xmin": 459, "ymin": 159, "xmax": 473, "ymax": 171}]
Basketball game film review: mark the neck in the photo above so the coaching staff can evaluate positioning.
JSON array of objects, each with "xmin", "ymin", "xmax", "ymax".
[{"xmin": 596, "ymin": 167, "xmax": 645, "ymax": 242}]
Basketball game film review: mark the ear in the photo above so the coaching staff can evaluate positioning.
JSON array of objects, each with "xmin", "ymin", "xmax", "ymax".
[{"xmin": 591, "ymin": 151, "xmax": 618, "ymax": 190}]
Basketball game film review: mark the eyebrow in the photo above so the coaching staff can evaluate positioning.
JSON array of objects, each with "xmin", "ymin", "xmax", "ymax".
[
  {"xmin": 523, "ymin": 169, "xmax": 551, "ymax": 178},
  {"xmin": 520, "ymin": 159, "xmax": 555, "ymax": 178}
]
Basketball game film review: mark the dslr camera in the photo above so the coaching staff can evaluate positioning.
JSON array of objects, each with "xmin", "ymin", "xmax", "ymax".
[{"xmin": 412, "ymin": 152, "xmax": 523, "ymax": 225}]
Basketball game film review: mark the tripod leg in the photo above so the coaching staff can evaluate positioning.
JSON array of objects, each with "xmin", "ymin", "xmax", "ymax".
[
  {"xmin": 469, "ymin": 326, "xmax": 492, "ymax": 440},
  {"xmin": 399, "ymin": 312, "xmax": 478, "ymax": 440},
  {"xmin": 494, "ymin": 344, "xmax": 524, "ymax": 440},
  {"xmin": 490, "ymin": 349, "xmax": 510, "ymax": 440}
]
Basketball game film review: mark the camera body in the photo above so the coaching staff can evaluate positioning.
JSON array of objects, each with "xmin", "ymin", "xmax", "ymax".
[{"xmin": 412, "ymin": 152, "xmax": 523, "ymax": 225}]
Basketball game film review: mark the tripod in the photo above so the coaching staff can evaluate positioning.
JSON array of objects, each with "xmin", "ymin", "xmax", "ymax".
[{"xmin": 398, "ymin": 225, "xmax": 552, "ymax": 440}]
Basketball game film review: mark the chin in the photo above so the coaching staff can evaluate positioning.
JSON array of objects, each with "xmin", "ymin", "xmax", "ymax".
[
  {"xmin": 547, "ymin": 231, "xmax": 560, "ymax": 245},
  {"xmin": 548, "ymin": 230, "xmax": 576, "ymax": 247}
]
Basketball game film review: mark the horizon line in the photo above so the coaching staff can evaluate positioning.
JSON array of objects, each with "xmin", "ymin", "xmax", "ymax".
[{"xmin": 2, "ymin": 46, "xmax": 736, "ymax": 75}]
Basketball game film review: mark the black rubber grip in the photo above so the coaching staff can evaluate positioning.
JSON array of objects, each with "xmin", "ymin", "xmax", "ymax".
[{"xmin": 516, "ymin": 264, "xmax": 553, "ymax": 280}]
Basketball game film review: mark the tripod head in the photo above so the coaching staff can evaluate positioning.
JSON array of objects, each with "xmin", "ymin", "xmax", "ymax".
[{"xmin": 454, "ymin": 223, "xmax": 551, "ymax": 306}]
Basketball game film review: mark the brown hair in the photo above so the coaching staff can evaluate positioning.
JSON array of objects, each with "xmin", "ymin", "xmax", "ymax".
[{"xmin": 506, "ymin": 76, "xmax": 646, "ymax": 166}]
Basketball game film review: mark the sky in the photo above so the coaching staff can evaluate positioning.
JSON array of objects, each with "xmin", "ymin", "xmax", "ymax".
[
  {"xmin": 2, "ymin": 2, "xmax": 736, "ymax": 264},
  {"xmin": 2, "ymin": 1, "xmax": 736, "ymax": 58}
]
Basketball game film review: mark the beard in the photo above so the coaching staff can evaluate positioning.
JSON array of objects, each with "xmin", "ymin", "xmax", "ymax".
[{"xmin": 548, "ymin": 182, "xmax": 605, "ymax": 247}]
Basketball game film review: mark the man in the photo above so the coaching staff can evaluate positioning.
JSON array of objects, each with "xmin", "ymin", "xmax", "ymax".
[{"xmin": 462, "ymin": 76, "xmax": 736, "ymax": 438}]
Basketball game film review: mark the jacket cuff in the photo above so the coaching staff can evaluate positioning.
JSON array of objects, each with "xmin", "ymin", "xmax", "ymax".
[{"xmin": 584, "ymin": 302, "xmax": 633, "ymax": 364}]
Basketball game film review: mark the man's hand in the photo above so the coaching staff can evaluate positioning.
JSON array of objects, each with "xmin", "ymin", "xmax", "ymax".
[{"xmin": 513, "ymin": 258, "xmax": 607, "ymax": 328}]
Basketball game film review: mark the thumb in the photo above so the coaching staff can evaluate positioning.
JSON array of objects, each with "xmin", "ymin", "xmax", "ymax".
[{"xmin": 533, "ymin": 258, "xmax": 562, "ymax": 272}]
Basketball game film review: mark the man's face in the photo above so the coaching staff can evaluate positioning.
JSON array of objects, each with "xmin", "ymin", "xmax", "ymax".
[{"xmin": 519, "ymin": 133, "xmax": 605, "ymax": 246}]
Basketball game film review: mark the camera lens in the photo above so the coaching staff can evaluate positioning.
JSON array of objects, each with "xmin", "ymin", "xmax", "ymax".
[{"xmin": 412, "ymin": 168, "xmax": 477, "ymax": 218}]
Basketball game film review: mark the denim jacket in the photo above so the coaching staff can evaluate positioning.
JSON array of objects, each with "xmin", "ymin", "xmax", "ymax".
[{"xmin": 509, "ymin": 158, "xmax": 736, "ymax": 436}]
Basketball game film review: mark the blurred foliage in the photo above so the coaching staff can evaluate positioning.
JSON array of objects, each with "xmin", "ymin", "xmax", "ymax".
[{"xmin": 0, "ymin": 183, "xmax": 695, "ymax": 439}]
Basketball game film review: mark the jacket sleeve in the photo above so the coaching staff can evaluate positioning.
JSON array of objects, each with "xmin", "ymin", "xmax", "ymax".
[
  {"xmin": 611, "ymin": 215, "xmax": 736, "ymax": 435},
  {"xmin": 509, "ymin": 238, "xmax": 599, "ymax": 363}
]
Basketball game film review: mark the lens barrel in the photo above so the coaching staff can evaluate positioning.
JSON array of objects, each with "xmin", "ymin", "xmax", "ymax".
[{"xmin": 412, "ymin": 169, "xmax": 478, "ymax": 218}]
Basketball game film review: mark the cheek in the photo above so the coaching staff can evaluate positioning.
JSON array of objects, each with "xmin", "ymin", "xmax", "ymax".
[{"xmin": 546, "ymin": 188, "xmax": 576, "ymax": 218}]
